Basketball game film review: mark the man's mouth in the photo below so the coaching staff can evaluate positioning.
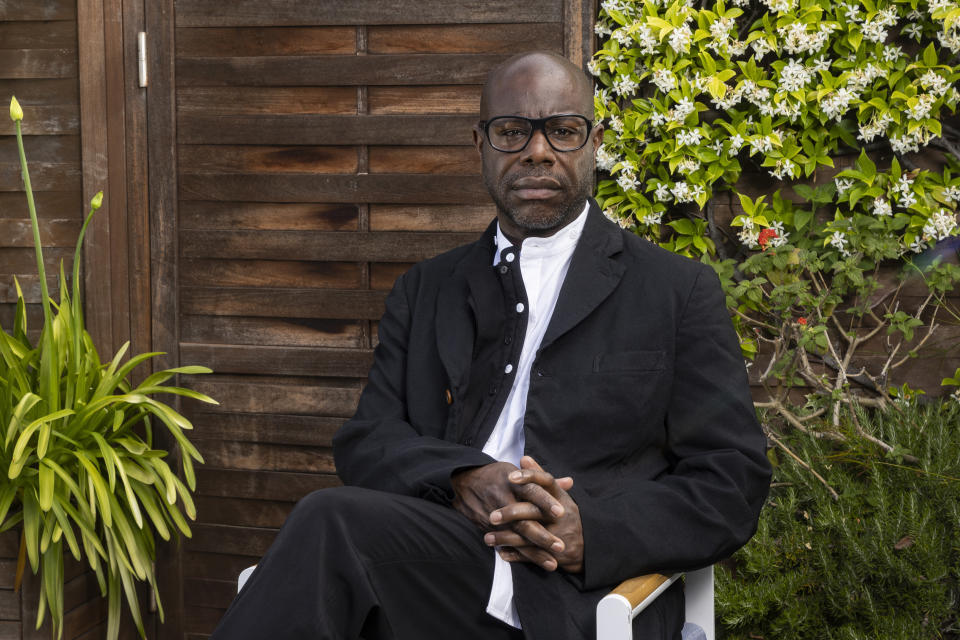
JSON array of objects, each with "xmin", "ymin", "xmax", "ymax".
[{"xmin": 511, "ymin": 177, "xmax": 562, "ymax": 200}]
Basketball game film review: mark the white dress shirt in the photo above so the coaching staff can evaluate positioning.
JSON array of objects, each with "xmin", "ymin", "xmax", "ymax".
[{"xmin": 482, "ymin": 202, "xmax": 590, "ymax": 628}]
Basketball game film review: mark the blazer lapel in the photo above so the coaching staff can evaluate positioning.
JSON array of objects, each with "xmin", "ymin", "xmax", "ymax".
[
  {"xmin": 435, "ymin": 220, "xmax": 499, "ymax": 390},
  {"xmin": 539, "ymin": 200, "xmax": 625, "ymax": 352}
]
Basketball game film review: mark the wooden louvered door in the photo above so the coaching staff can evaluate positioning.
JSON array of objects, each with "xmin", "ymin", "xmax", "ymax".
[{"xmin": 145, "ymin": 2, "xmax": 595, "ymax": 637}]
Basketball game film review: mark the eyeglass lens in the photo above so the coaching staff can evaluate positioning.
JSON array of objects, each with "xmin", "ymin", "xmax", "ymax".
[{"xmin": 486, "ymin": 116, "xmax": 590, "ymax": 152}]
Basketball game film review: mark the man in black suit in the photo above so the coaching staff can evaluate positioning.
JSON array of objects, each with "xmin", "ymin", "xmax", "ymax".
[{"xmin": 210, "ymin": 51, "xmax": 769, "ymax": 640}]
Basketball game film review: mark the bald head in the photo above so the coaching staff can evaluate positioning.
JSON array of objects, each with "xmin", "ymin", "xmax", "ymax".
[{"xmin": 480, "ymin": 52, "xmax": 594, "ymax": 121}]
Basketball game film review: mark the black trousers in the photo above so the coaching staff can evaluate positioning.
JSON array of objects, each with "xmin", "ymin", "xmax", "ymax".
[{"xmin": 209, "ymin": 486, "xmax": 683, "ymax": 640}]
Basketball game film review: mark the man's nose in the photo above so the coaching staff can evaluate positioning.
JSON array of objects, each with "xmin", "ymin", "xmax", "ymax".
[{"xmin": 521, "ymin": 129, "xmax": 555, "ymax": 164}]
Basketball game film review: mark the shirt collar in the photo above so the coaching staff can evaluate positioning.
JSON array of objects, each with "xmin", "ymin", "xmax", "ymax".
[{"xmin": 492, "ymin": 201, "xmax": 590, "ymax": 265}]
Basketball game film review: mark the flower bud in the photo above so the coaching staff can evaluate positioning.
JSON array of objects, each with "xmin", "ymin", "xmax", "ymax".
[
  {"xmin": 9, "ymin": 96, "xmax": 23, "ymax": 122},
  {"xmin": 90, "ymin": 191, "xmax": 104, "ymax": 211}
]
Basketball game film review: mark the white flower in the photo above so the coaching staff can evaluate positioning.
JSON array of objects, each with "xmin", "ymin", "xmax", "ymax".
[
  {"xmin": 603, "ymin": 207, "xmax": 620, "ymax": 223},
  {"xmin": 595, "ymin": 21, "xmax": 613, "ymax": 36},
  {"xmin": 943, "ymin": 186, "xmax": 960, "ymax": 203},
  {"xmin": 677, "ymin": 158, "xmax": 701, "ymax": 174},
  {"xmin": 613, "ymin": 75, "xmax": 639, "ymax": 97},
  {"xmin": 762, "ymin": 0, "xmax": 797, "ymax": 13},
  {"xmin": 769, "ymin": 159, "xmax": 797, "ymax": 180},
  {"xmin": 906, "ymin": 94, "xmax": 935, "ymax": 121},
  {"xmin": 829, "ymin": 231, "xmax": 851, "ymax": 256},
  {"xmin": 609, "ymin": 115, "xmax": 625, "ymax": 133},
  {"xmin": 652, "ymin": 68, "xmax": 678, "ymax": 94},
  {"xmin": 671, "ymin": 180, "xmax": 692, "ymax": 202},
  {"xmin": 779, "ymin": 58, "xmax": 812, "ymax": 92},
  {"xmin": 882, "ymin": 45, "xmax": 902, "ymax": 62},
  {"xmin": 738, "ymin": 227, "xmax": 760, "ymax": 249},
  {"xmin": 613, "ymin": 28, "xmax": 632, "ymax": 46},
  {"xmin": 672, "ymin": 97, "xmax": 696, "ymax": 122},
  {"xmin": 595, "ymin": 145, "xmax": 618, "ymax": 171},
  {"xmin": 835, "ymin": 177, "xmax": 854, "ymax": 194},
  {"xmin": 778, "ymin": 23, "xmax": 832, "ymax": 56},
  {"xmin": 710, "ymin": 17, "xmax": 735, "ymax": 41},
  {"xmin": 899, "ymin": 190, "xmax": 917, "ymax": 208},
  {"xmin": 641, "ymin": 210, "xmax": 664, "ymax": 225},
  {"xmin": 873, "ymin": 198, "xmax": 892, "ymax": 216},
  {"xmin": 751, "ymin": 38, "xmax": 773, "ymax": 58},
  {"xmin": 727, "ymin": 40, "xmax": 748, "ymax": 56},
  {"xmin": 676, "ymin": 128, "xmax": 702, "ymax": 146},
  {"xmin": 809, "ymin": 55, "xmax": 831, "ymax": 73},
  {"xmin": 923, "ymin": 208, "xmax": 958, "ymax": 240},
  {"xmin": 840, "ymin": 2, "xmax": 861, "ymax": 22},
  {"xmin": 909, "ymin": 237, "xmax": 929, "ymax": 253},
  {"xmin": 631, "ymin": 23, "xmax": 658, "ymax": 54},
  {"xmin": 920, "ymin": 71, "xmax": 949, "ymax": 96},
  {"xmin": 654, "ymin": 183, "xmax": 671, "ymax": 202},
  {"xmin": 617, "ymin": 172, "xmax": 639, "ymax": 192},
  {"xmin": 587, "ymin": 59, "xmax": 601, "ymax": 77},
  {"xmin": 749, "ymin": 135, "xmax": 774, "ymax": 155},
  {"xmin": 649, "ymin": 110, "xmax": 667, "ymax": 127},
  {"xmin": 769, "ymin": 220, "xmax": 789, "ymax": 248},
  {"xmin": 668, "ymin": 24, "xmax": 693, "ymax": 52},
  {"xmin": 820, "ymin": 87, "xmax": 855, "ymax": 121}
]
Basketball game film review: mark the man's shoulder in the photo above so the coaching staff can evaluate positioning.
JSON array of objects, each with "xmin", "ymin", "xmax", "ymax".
[
  {"xmin": 614, "ymin": 223, "xmax": 709, "ymax": 283},
  {"xmin": 394, "ymin": 235, "xmax": 486, "ymax": 291}
]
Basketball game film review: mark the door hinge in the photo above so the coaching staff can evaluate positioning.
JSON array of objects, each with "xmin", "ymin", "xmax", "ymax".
[{"xmin": 138, "ymin": 32, "xmax": 148, "ymax": 88}]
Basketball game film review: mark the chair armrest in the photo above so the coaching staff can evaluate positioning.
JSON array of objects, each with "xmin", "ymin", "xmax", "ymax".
[{"xmin": 596, "ymin": 573, "xmax": 681, "ymax": 640}]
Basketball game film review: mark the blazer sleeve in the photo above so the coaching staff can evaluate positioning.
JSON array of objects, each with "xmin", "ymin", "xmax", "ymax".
[
  {"xmin": 572, "ymin": 265, "xmax": 771, "ymax": 589},
  {"xmin": 333, "ymin": 271, "xmax": 495, "ymax": 504}
]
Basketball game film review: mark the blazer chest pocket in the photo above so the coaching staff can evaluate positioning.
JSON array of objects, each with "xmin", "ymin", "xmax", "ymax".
[{"xmin": 592, "ymin": 349, "xmax": 665, "ymax": 373}]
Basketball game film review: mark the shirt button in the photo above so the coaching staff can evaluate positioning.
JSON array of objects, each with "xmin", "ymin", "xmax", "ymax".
[
  {"xmin": 504, "ymin": 363, "xmax": 514, "ymax": 374},
  {"xmin": 505, "ymin": 253, "xmax": 515, "ymax": 263},
  {"xmin": 499, "ymin": 265, "xmax": 509, "ymax": 275},
  {"xmin": 516, "ymin": 302, "xmax": 525, "ymax": 313}
]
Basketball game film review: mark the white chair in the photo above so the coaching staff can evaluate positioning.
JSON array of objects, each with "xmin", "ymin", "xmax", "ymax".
[{"xmin": 237, "ymin": 564, "xmax": 713, "ymax": 639}]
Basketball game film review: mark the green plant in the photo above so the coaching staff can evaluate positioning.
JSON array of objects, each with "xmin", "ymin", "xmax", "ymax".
[
  {"xmin": 2, "ymin": 96, "xmax": 216, "ymax": 639},
  {"xmin": 718, "ymin": 400, "xmax": 960, "ymax": 639},
  {"xmin": 590, "ymin": 0, "xmax": 960, "ymax": 424}
]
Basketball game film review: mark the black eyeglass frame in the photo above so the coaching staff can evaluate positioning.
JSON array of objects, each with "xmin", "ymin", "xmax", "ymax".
[{"xmin": 478, "ymin": 114, "xmax": 595, "ymax": 153}]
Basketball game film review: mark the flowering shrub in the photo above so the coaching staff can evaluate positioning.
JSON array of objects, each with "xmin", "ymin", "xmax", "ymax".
[{"xmin": 591, "ymin": 0, "xmax": 960, "ymax": 417}]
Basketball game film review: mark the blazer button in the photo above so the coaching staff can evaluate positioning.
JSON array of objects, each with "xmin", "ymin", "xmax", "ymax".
[
  {"xmin": 445, "ymin": 389, "xmax": 453, "ymax": 405},
  {"xmin": 499, "ymin": 265, "xmax": 509, "ymax": 275}
]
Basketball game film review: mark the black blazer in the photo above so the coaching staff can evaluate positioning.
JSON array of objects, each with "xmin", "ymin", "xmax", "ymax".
[{"xmin": 333, "ymin": 200, "xmax": 771, "ymax": 638}]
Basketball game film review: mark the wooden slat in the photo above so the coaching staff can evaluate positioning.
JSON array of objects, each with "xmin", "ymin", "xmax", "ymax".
[
  {"xmin": 0, "ymin": 219, "xmax": 79, "ymax": 247},
  {"xmin": 370, "ymin": 263, "xmax": 411, "ymax": 291},
  {"xmin": 0, "ymin": 532, "xmax": 18, "ymax": 558},
  {"xmin": 179, "ymin": 201, "xmax": 358, "ymax": 231},
  {"xmin": 0, "ymin": 303, "xmax": 43, "ymax": 330},
  {"xmin": 0, "ymin": 191, "xmax": 81, "ymax": 218},
  {"xmin": 0, "ymin": 562, "xmax": 17, "ymax": 590},
  {"xmin": 0, "ymin": 79, "xmax": 78, "ymax": 104},
  {"xmin": 176, "ymin": 26, "xmax": 356, "ymax": 56},
  {"xmin": 175, "ymin": 53, "xmax": 506, "ymax": 87},
  {"xmin": 196, "ymin": 468, "xmax": 339, "ymax": 501},
  {"xmin": 180, "ymin": 343, "xmax": 375, "ymax": 377},
  {"xmin": 180, "ymin": 259, "xmax": 362, "ymax": 288},
  {"xmin": 368, "ymin": 23, "xmax": 563, "ymax": 54},
  {"xmin": 0, "ymin": 49, "xmax": 77, "ymax": 79},
  {"xmin": 0, "ymin": 247, "xmax": 73, "ymax": 272},
  {"xmin": 181, "ymin": 287, "xmax": 386, "ymax": 319},
  {"xmin": 369, "ymin": 204, "xmax": 494, "ymax": 231},
  {"xmin": 0, "ymin": 622, "xmax": 20, "ymax": 639},
  {"xmin": 188, "ymin": 524, "xmax": 279, "ymax": 557},
  {"xmin": 179, "ymin": 173, "xmax": 488, "ymax": 204},
  {"xmin": 178, "ymin": 114, "xmax": 477, "ymax": 145},
  {"xmin": 182, "ymin": 551, "xmax": 261, "ymax": 586},
  {"xmin": 0, "ymin": 591, "xmax": 17, "ymax": 621},
  {"xmin": 187, "ymin": 379, "xmax": 361, "ymax": 417},
  {"xmin": 0, "ymin": 134, "xmax": 80, "ymax": 162},
  {"xmin": 183, "ymin": 605, "xmax": 223, "ymax": 637},
  {"xmin": 0, "ymin": 162, "xmax": 81, "ymax": 191},
  {"xmin": 368, "ymin": 145, "xmax": 478, "ymax": 174},
  {"xmin": 184, "ymin": 577, "xmax": 246, "ymax": 609},
  {"xmin": 177, "ymin": 87, "xmax": 357, "ymax": 115},
  {"xmin": 0, "ymin": 21, "xmax": 77, "ymax": 49},
  {"xmin": 179, "ymin": 229, "xmax": 477, "ymax": 261},
  {"xmin": 187, "ymin": 411, "xmax": 345, "ymax": 445},
  {"xmin": 368, "ymin": 85, "xmax": 480, "ymax": 115},
  {"xmin": 194, "ymin": 495, "xmax": 294, "ymax": 528},
  {"xmin": 0, "ymin": 0, "xmax": 75, "ymax": 21},
  {"xmin": 0, "ymin": 275, "xmax": 60, "ymax": 304},
  {"xmin": 181, "ymin": 316, "xmax": 364, "ymax": 348},
  {"xmin": 178, "ymin": 145, "xmax": 358, "ymax": 174},
  {"xmin": 174, "ymin": 0, "xmax": 563, "ymax": 27},
  {"xmin": 0, "ymin": 105, "xmax": 79, "ymax": 135}
]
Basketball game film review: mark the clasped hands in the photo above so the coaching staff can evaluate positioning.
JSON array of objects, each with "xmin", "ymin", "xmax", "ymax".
[{"xmin": 451, "ymin": 455, "xmax": 583, "ymax": 573}]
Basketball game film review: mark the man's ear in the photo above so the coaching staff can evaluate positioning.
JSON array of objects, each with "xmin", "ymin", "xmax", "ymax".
[
  {"xmin": 472, "ymin": 125, "xmax": 484, "ymax": 155},
  {"xmin": 591, "ymin": 123, "xmax": 604, "ymax": 153}
]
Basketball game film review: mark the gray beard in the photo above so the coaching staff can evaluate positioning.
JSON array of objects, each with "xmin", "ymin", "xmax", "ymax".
[{"xmin": 485, "ymin": 173, "xmax": 594, "ymax": 233}]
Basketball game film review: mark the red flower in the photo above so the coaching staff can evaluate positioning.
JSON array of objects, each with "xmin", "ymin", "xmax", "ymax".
[
  {"xmin": 758, "ymin": 228, "xmax": 779, "ymax": 250},
  {"xmin": 797, "ymin": 317, "xmax": 807, "ymax": 326}
]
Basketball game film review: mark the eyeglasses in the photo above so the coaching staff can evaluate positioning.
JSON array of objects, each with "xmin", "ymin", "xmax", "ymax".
[{"xmin": 478, "ymin": 114, "xmax": 593, "ymax": 153}]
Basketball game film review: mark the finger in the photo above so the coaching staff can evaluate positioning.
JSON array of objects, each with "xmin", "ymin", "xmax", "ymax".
[
  {"xmin": 489, "ymin": 501, "xmax": 542, "ymax": 525},
  {"xmin": 509, "ymin": 479, "xmax": 564, "ymax": 518},
  {"xmin": 511, "ymin": 518, "xmax": 565, "ymax": 553},
  {"xmin": 556, "ymin": 476, "xmax": 574, "ymax": 491},
  {"xmin": 483, "ymin": 530, "xmax": 528, "ymax": 548},
  {"xmin": 501, "ymin": 545, "xmax": 558, "ymax": 571},
  {"xmin": 520, "ymin": 455, "xmax": 543, "ymax": 471}
]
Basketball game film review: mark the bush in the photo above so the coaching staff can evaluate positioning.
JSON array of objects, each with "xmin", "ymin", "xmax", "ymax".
[{"xmin": 718, "ymin": 400, "xmax": 960, "ymax": 639}]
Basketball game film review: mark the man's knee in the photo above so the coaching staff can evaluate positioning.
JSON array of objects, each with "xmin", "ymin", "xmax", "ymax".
[{"xmin": 287, "ymin": 485, "xmax": 374, "ymax": 530}]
